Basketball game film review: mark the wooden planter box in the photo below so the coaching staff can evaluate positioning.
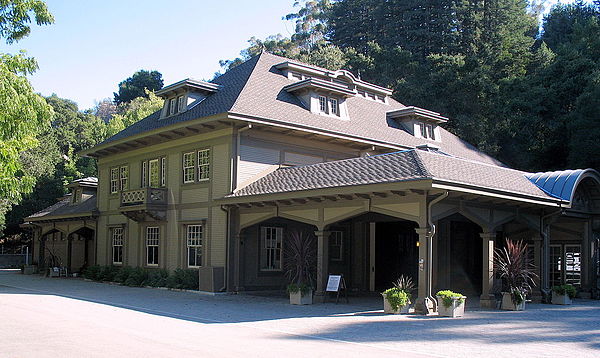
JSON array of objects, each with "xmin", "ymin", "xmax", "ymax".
[
  {"xmin": 290, "ymin": 290, "xmax": 313, "ymax": 305},
  {"xmin": 382, "ymin": 294, "xmax": 410, "ymax": 314},
  {"xmin": 501, "ymin": 292, "xmax": 525, "ymax": 310},
  {"xmin": 436, "ymin": 296, "xmax": 466, "ymax": 317},
  {"xmin": 551, "ymin": 292, "xmax": 572, "ymax": 305}
]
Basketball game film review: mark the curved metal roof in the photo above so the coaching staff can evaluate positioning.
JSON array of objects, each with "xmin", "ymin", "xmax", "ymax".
[{"xmin": 525, "ymin": 169, "xmax": 600, "ymax": 202}]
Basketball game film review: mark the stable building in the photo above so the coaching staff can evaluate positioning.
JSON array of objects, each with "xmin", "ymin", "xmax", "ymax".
[{"xmin": 27, "ymin": 52, "xmax": 600, "ymax": 311}]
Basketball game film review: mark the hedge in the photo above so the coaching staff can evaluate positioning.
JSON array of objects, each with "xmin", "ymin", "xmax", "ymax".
[{"xmin": 82, "ymin": 265, "xmax": 199, "ymax": 290}]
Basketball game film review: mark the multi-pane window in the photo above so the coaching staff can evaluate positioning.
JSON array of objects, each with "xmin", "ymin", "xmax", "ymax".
[
  {"xmin": 329, "ymin": 98, "xmax": 339, "ymax": 116},
  {"xmin": 146, "ymin": 227, "xmax": 160, "ymax": 266},
  {"xmin": 198, "ymin": 149, "xmax": 210, "ymax": 180},
  {"xmin": 182, "ymin": 149, "xmax": 211, "ymax": 183},
  {"xmin": 260, "ymin": 227, "xmax": 283, "ymax": 271},
  {"xmin": 550, "ymin": 244, "xmax": 582, "ymax": 287},
  {"xmin": 186, "ymin": 224, "xmax": 203, "ymax": 267},
  {"xmin": 141, "ymin": 157, "xmax": 166, "ymax": 188},
  {"xmin": 110, "ymin": 165, "xmax": 128, "ymax": 194},
  {"xmin": 112, "ymin": 227, "xmax": 124, "ymax": 265},
  {"xmin": 426, "ymin": 124, "xmax": 435, "ymax": 140},
  {"xmin": 319, "ymin": 95, "xmax": 328, "ymax": 113},
  {"xmin": 418, "ymin": 123, "xmax": 436, "ymax": 140},
  {"xmin": 183, "ymin": 152, "xmax": 195, "ymax": 183},
  {"xmin": 329, "ymin": 231, "xmax": 344, "ymax": 262},
  {"xmin": 550, "ymin": 245, "xmax": 562, "ymax": 287},
  {"xmin": 169, "ymin": 98, "xmax": 177, "ymax": 116},
  {"xmin": 177, "ymin": 95, "xmax": 185, "ymax": 112}
]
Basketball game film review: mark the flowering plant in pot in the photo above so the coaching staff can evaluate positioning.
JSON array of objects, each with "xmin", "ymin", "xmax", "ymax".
[
  {"xmin": 284, "ymin": 230, "xmax": 316, "ymax": 305},
  {"xmin": 382, "ymin": 275, "xmax": 414, "ymax": 314},
  {"xmin": 551, "ymin": 284, "xmax": 576, "ymax": 305},
  {"xmin": 494, "ymin": 239, "xmax": 537, "ymax": 311}
]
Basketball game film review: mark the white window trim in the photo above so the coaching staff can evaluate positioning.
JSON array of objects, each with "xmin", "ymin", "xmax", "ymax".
[
  {"xmin": 186, "ymin": 224, "xmax": 203, "ymax": 268},
  {"xmin": 110, "ymin": 167, "xmax": 119, "ymax": 194},
  {"xmin": 112, "ymin": 227, "xmax": 124, "ymax": 265},
  {"xmin": 197, "ymin": 149, "xmax": 210, "ymax": 181},
  {"xmin": 146, "ymin": 226, "xmax": 160, "ymax": 266},
  {"xmin": 182, "ymin": 151, "xmax": 196, "ymax": 183}
]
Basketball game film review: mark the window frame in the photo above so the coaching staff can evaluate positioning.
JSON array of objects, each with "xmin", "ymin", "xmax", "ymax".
[
  {"xmin": 177, "ymin": 95, "xmax": 185, "ymax": 112},
  {"xmin": 182, "ymin": 151, "xmax": 196, "ymax": 183},
  {"xmin": 318, "ymin": 95, "xmax": 328, "ymax": 114},
  {"xmin": 197, "ymin": 149, "xmax": 210, "ymax": 181},
  {"xmin": 141, "ymin": 157, "xmax": 166, "ymax": 188},
  {"xmin": 111, "ymin": 227, "xmax": 124, "ymax": 265},
  {"xmin": 259, "ymin": 226, "xmax": 283, "ymax": 272},
  {"xmin": 146, "ymin": 226, "xmax": 160, "ymax": 266},
  {"xmin": 328, "ymin": 230, "xmax": 344, "ymax": 262},
  {"xmin": 186, "ymin": 224, "xmax": 203, "ymax": 268},
  {"xmin": 110, "ymin": 165, "xmax": 128, "ymax": 194},
  {"xmin": 181, "ymin": 148, "xmax": 211, "ymax": 184},
  {"xmin": 169, "ymin": 98, "xmax": 177, "ymax": 116}
]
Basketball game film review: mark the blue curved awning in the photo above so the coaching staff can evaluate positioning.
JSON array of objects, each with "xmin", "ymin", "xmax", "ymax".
[{"xmin": 525, "ymin": 169, "xmax": 600, "ymax": 202}]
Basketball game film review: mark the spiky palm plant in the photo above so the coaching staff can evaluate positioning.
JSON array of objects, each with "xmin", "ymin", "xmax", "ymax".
[
  {"xmin": 393, "ymin": 275, "xmax": 415, "ymax": 299},
  {"xmin": 284, "ymin": 229, "xmax": 316, "ymax": 294},
  {"xmin": 494, "ymin": 239, "xmax": 538, "ymax": 305}
]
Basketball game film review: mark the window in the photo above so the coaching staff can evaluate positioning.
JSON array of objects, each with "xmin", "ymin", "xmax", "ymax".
[
  {"xmin": 146, "ymin": 227, "xmax": 160, "ymax": 266},
  {"xmin": 112, "ymin": 227, "xmax": 124, "ymax": 265},
  {"xmin": 141, "ymin": 157, "xmax": 166, "ymax": 188},
  {"xmin": 186, "ymin": 224, "xmax": 203, "ymax": 267},
  {"xmin": 72, "ymin": 188, "xmax": 82, "ymax": 204},
  {"xmin": 260, "ymin": 227, "xmax": 283, "ymax": 271},
  {"xmin": 418, "ymin": 122, "xmax": 436, "ymax": 140},
  {"xmin": 329, "ymin": 231, "xmax": 343, "ymax": 262},
  {"xmin": 169, "ymin": 98, "xmax": 177, "ymax": 116},
  {"xmin": 329, "ymin": 98, "xmax": 339, "ymax": 116},
  {"xmin": 177, "ymin": 95, "xmax": 185, "ymax": 112},
  {"xmin": 110, "ymin": 165, "xmax": 128, "ymax": 193},
  {"xmin": 319, "ymin": 95, "xmax": 328, "ymax": 113},
  {"xmin": 426, "ymin": 124, "xmax": 435, "ymax": 140},
  {"xmin": 198, "ymin": 149, "xmax": 210, "ymax": 180},
  {"xmin": 182, "ymin": 149, "xmax": 211, "ymax": 183},
  {"xmin": 550, "ymin": 245, "xmax": 562, "ymax": 287},
  {"xmin": 550, "ymin": 244, "xmax": 582, "ymax": 287},
  {"xmin": 183, "ymin": 152, "xmax": 195, "ymax": 183}
]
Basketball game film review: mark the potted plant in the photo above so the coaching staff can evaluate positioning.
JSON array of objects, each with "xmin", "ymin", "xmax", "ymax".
[
  {"xmin": 494, "ymin": 239, "xmax": 537, "ymax": 311},
  {"xmin": 436, "ymin": 290, "xmax": 466, "ymax": 317},
  {"xmin": 551, "ymin": 284, "xmax": 576, "ymax": 305},
  {"xmin": 381, "ymin": 275, "xmax": 414, "ymax": 314},
  {"xmin": 284, "ymin": 230, "xmax": 316, "ymax": 305}
]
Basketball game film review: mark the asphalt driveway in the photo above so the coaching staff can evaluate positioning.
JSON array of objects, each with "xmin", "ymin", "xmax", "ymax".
[{"xmin": 1, "ymin": 269, "xmax": 598, "ymax": 357}]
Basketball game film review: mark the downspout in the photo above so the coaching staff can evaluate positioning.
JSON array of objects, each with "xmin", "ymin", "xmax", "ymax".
[
  {"xmin": 425, "ymin": 191, "xmax": 448, "ymax": 313},
  {"xmin": 539, "ymin": 205, "xmax": 564, "ymax": 301},
  {"xmin": 220, "ymin": 123, "xmax": 252, "ymax": 292}
]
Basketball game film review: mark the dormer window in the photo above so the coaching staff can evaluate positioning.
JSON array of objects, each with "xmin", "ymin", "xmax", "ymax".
[
  {"xmin": 319, "ymin": 95, "xmax": 328, "ymax": 113},
  {"xmin": 156, "ymin": 79, "xmax": 221, "ymax": 119},
  {"xmin": 169, "ymin": 98, "xmax": 177, "ymax": 116},
  {"xmin": 419, "ymin": 123, "xmax": 436, "ymax": 140},
  {"xmin": 177, "ymin": 96, "xmax": 185, "ymax": 112},
  {"xmin": 330, "ymin": 98, "xmax": 339, "ymax": 116}
]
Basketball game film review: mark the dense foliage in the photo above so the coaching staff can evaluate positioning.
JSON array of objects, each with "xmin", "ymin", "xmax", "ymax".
[
  {"xmin": 82, "ymin": 265, "xmax": 199, "ymax": 290},
  {"xmin": 113, "ymin": 70, "xmax": 164, "ymax": 105}
]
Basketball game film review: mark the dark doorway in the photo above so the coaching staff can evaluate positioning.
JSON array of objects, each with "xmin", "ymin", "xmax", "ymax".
[
  {"xmin": 436, "ymin": 214, "xmax": 483, "ymax": 296},
  {"xmin": 375, "ymin": 221, "xmax": 418, "ymax": 291}
]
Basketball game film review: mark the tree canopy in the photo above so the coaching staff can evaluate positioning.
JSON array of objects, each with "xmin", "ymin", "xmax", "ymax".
[{"xmin": 113, "ymin": 70, "xmax": 164, "ymax": 105}]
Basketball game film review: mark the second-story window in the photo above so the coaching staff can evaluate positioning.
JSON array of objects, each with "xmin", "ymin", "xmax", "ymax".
[
  {"xmin": 182, "ymin": 149, "xmax": 211, "ymax": 183},
  {"xmin": 319, "ymin": 95, "xmax": 328, "ymax": 113},
  {"xmin": 110, "ymin": 165, "xmax": 128, "ymax": 194},
  {"xmin": 141, "ymin": 157, "xmax": 166, "ymax": 188}
]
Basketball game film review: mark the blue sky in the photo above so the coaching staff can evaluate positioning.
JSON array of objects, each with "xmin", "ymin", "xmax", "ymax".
[{"xmin": 0, "ymin": 0, "xmax": 585, "ymax": 110}]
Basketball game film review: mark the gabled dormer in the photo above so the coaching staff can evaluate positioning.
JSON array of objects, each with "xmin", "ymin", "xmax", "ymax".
[
  {"xmin": 387, "ymin": 106, "xmax": 447, "ymax": 142},
  {"xmin": 276, "ymin": 61, "xmax": 393, "ymax": 119},
  {"xmin": 66, "ymin": 177, "xmax": 98, "ymax": 205},
  {"xmin": 155, "ymin": 79, "xmax": 221, "ymax": 119}
]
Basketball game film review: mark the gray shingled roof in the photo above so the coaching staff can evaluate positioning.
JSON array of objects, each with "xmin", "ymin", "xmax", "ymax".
[
  {"xmin": 97, "ymin": 52, "xmax": 502, "ymax": 167},
  {"xmin": 26, "ymin": 195, "xmax": 97, "ymax": 221},
  {"xmin": 229, "ymin": 150, "xmax": 555, "ymax": 201}
]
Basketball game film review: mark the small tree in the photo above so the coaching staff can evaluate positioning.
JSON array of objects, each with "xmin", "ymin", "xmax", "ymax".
[
  {"xmin": 284, "ymin": 229, "xmax": 316, "ymax": 294},
  {"xmin": 494, "ymin": 239, "xmax": 538, "ymax": 305}
]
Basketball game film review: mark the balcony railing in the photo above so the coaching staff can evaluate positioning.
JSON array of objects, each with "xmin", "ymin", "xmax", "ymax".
[{"xmin": 120, "ymin": 187, "xmax": 167, "ymax": 207}]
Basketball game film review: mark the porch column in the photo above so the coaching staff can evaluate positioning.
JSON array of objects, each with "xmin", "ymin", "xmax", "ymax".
[
  {"xmin": 315, "ymin": 230, "xmax": 329, "ymax": 302},
  {"xmin": 415, "ymin": 227, "xmax": 433, "ymax": 314},
  {"xmin": 541, "ymin": 224, "xmax": 551, "ymax": 301},
  {"xmin": 480, "ymin": 232, "xmax": 497, "ymax": 308},
  {"xmin": 582, "ymin": 220, "xmax": 592, "ymax": 293},
  {"xmin": 233, "ymin": 232, "xmax": 245, "ymax": 291},
  {"xmin": 67, "ymin": 234, "xmax": 73, "ymax": 273}
]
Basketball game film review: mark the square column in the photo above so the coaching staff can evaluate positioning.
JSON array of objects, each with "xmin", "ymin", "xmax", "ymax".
[
  {"xmin": 480, "ymin": 232, "xmax": 497, "ymax": 308},
  {"xmin": 415, "ymin": 227, "xmax": 433, "ymax": 314},
  {"xmin": 315, "ymin": 230, "xmax": 329, "ymax": 302},
  {"xmin": 541, "ymin": 224, "xmax": 551, "ymax": 301}
]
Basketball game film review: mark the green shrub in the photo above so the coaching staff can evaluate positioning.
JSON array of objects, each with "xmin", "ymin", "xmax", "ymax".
[
  {"xmin": 436, "ymin": 290, "xmax": 465, "ymax": 308},
  {"xmin": 83, "ymin": 265, "xmax": 102, "ymax": 281},
  {"xmin": 144, "ymin": 269, "xmax": 169, "ymax": 287},
  {"xmin": 166, "ymin": 268, "xmax": 199, "ymax": 290},
  {"xmin": 114, "ymin": 266, "xmax": 133, "ymax": 284},
  {"xmin": 124, "ymin": 267, "xmax": 148, "ymax": 287},
  {"xmin": 100, "ymin": 265, "xmax": 120, "ymax": 282},
  {"xmin": 383, "ymin": 288, "xmax": 409, "ymax": 311},
  {"xmin": 287, "ymin": 283, "xmax": 311, "ymax": 295},
  {"xmin": 552, "ymin": 284, "xmax": 577, "ymax": 299}
]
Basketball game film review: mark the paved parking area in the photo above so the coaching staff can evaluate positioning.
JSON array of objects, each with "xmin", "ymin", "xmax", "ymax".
[{"xmin": 1, "ymin": 269, "xmax": 599, "ymax": 357}]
